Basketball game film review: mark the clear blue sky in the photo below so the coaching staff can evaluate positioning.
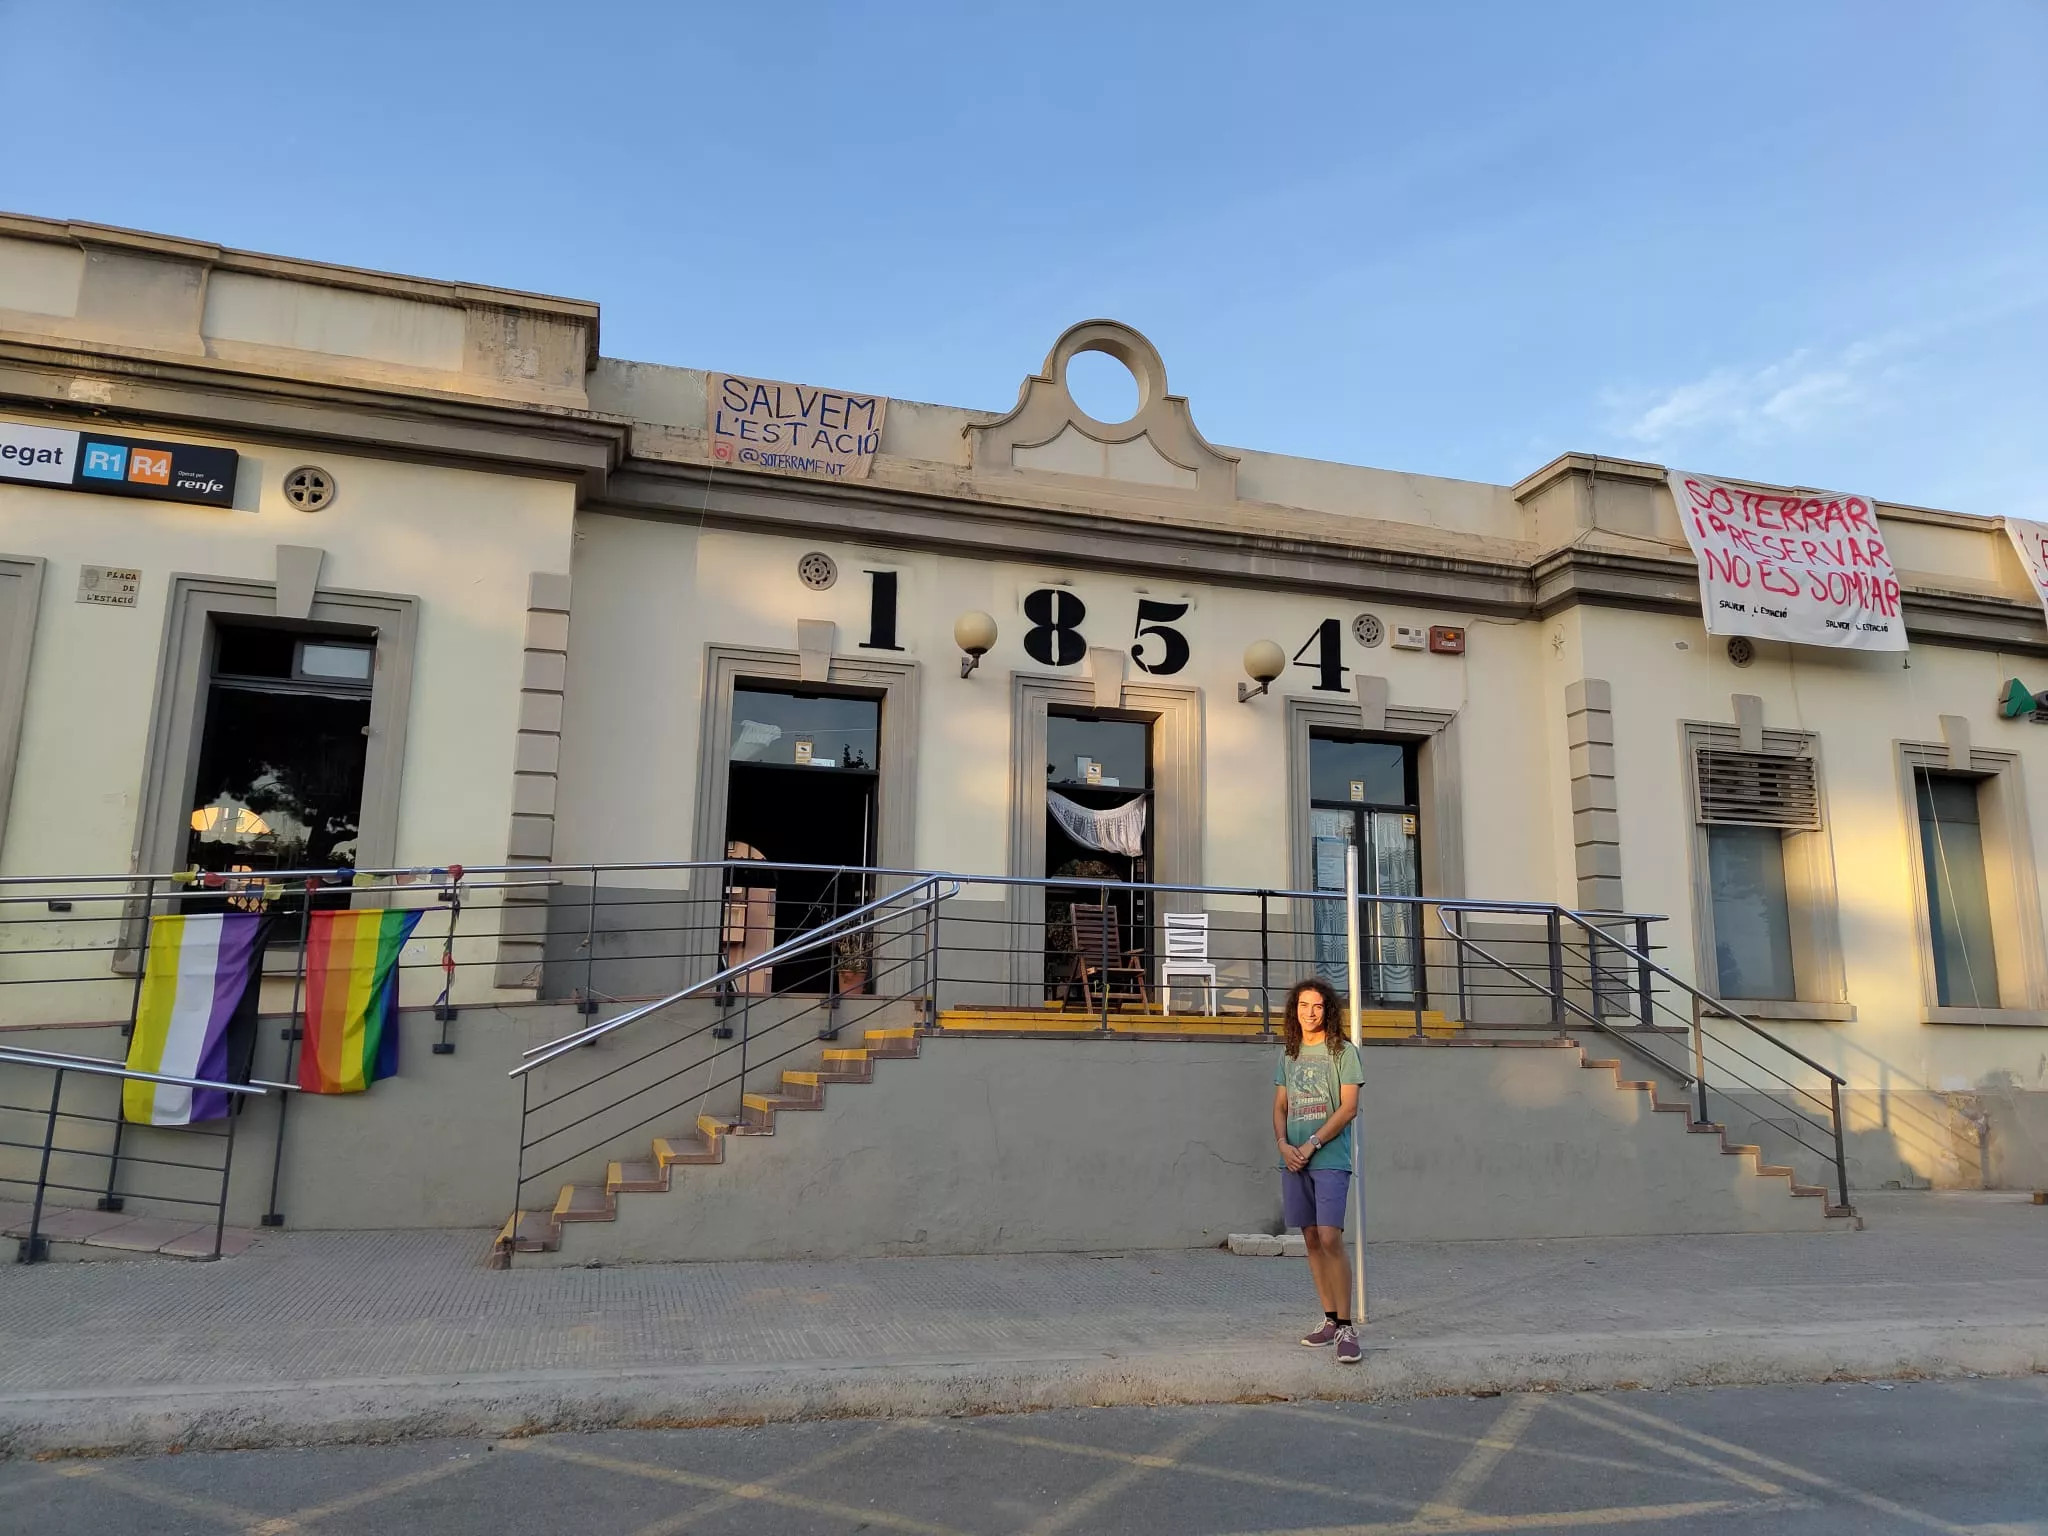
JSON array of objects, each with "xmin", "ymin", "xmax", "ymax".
[{"xmin": 3, "ymin": 2, "xmax": 2043, "ymax": 514}]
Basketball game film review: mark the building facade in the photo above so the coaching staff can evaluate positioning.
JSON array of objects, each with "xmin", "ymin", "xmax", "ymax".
[{"xmin": 3, "ymin": 212, "xmax": 2045, "ymax": 1196}]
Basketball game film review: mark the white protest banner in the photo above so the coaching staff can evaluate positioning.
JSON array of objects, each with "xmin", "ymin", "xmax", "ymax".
[
  {"xmin": 707, "ymin": 373, "xmax": 886, "ymax": 481},
  {"xmin": 2003, "ymin": 517, "xmax": 2048, "ymax": 627},
  {"xmin": 1667, "ymin": 470, "xmax": 1906, "ymax": 652}
]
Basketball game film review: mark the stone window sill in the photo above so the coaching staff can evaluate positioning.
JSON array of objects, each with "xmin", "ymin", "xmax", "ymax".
[
  {"xmin": 1714, "ymin": 999, "xmax": 1856, "ymax": 1023},
  {"xmin": 1925, "ymin": 1006, "xmax": 2048, "ymax": 1028}
]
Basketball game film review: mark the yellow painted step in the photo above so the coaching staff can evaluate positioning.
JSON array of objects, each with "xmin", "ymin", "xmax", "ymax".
[
  {"xmin": 696, "ymin": 1113, "xmax": 727, "ymax": 1140},
  {"xmin": 822, "ymin": 1049, "xmax": 870, "ymax": 1064},
  {"xmin": 784, "ymin": 1070, "xmax": 823, "ymax": 1087}
]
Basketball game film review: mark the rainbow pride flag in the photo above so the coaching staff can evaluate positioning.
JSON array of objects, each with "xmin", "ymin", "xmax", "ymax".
[
  {"xmin": 299, "ymin": 908, "xmax": 424, "ymax": 1094},
  {"xmin": 123, "ymin": 913, "xmax": 267, "ymax": 1126}
]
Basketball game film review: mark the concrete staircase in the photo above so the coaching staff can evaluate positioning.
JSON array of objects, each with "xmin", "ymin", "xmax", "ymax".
[
  {"xmin": 1578, "ymin": 1051, "xmax": 1857, "ymax": 1221},
  {"xmin": 491, "ymin": 1026, "xmax": 922, "ymax": 1266},
  {"xmin": 492, "ymin": 1021, "xmax": 1855, "ymax": 1267}
]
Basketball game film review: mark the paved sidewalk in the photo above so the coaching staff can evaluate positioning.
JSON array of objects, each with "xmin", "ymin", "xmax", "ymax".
[{"xmin": 0, "ymin": 1192, "xmax": 2042, "ymax": 1457}]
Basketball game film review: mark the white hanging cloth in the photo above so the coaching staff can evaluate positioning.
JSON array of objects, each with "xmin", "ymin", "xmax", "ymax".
[{"xmin": 1047, "ymin": 790, "xmax": 1147, "ymax": 857}]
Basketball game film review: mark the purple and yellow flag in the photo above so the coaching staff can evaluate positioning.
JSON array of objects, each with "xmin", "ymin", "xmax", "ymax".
[
  {"xmin": 123, "ymin": 913, "xmax": 266, "ymax": 1125},
  {"xmin": 300, "ymin": 908, "xmax": 422, "ymax": 1094}
]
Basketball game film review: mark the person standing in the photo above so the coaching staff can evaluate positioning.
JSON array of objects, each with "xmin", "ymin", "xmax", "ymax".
[{"xmin": 1273, "ymin": 976, "xmax": 1364, "ymax": 1364}]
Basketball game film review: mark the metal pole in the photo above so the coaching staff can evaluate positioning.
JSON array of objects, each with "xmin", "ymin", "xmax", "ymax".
[
  {"xmin": 578, "ymin": 865, "xmax": 600, "ymax": 1014},
  {"xmin": 1829, "ymin": 1078, "xmax": 1851, "ymax": 1212},
  {"xmin": 1691, "ymin": 993, "xmax": 1710, "ymax": 1125},
  {"xmin": 1634, "ymin": 917, "xmax": 1654, "ymax": 1032},
  {"xmin": 264, "ymin": 883, "xmax": 314, "ymax": 1227},
  {"xmin": 212, "ymin": 1107, "xmax": 240, "ymax": 1260},
  {"xmin": 1343, "ymin": 845, "xmax": 1367, "ymax": 1325},
  {"xmin": 1098, "ymin": 881, "xmax": 1112, "ymax": 1036},
  {"xmin": 1257, "ymin": 890, "xmax": 1273, "ymax": 1036},
  {"xmin": 1411, "ymin": 905, "xmax": 1425, "ymax": 1039},
  {"xmin": 102, "ymin": 875, "xmax": 159, "ymax": 1212},
  {"xmin": 1546, "ymin": 910, "xmax": 1566, "ymax": 1033},
  {"xmin": 20, "ymin": 1067, "xmax": 62, "ymax": 1264}
]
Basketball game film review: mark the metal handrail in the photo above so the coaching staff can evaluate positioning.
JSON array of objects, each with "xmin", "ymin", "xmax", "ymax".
[
  {"xmin": 0, "ymin": 1044, "xmax": 272, "ymax": 1096},
  {"xmin": 1435, "ymin": 903, "xmax": 1852, "ymax": 1210},
  {"xmin": 1548, "ymin": 907, "xmax": 1846, "ymax": 1086},
  {"xmin": 510, "ymin": 874, "xmax": 959, "ymax": 1076}
]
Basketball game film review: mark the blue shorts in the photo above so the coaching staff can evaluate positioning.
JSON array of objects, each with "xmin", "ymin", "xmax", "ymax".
[{"xmin": 1280, "ymin": 1167, "xmax": 1351, "ymax": 1231}]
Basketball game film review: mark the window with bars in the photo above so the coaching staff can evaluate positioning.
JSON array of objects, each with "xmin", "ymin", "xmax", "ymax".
[{"xmin": 1694, "ymin": 748, "xmax": 1820, "ymax": 1001}]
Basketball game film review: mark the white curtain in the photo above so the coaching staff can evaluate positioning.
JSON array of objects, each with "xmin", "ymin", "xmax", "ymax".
[{"xmin": 1048, "ymin": 790, "xmax": 1147, "ymax": 857}]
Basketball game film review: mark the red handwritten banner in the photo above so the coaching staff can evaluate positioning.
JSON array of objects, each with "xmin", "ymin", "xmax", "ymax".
[
  {"xmin": 2004, "ymin": 517, "xmax": 2048, "ymax": 628},
  {"xmin": 1667, "ymin": 471, "xmax": 1906, "ymax": 652}
]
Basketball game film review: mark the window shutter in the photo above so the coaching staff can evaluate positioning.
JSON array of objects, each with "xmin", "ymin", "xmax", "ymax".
[{"xmin": 1694, "ymin": 748, "xmax": 1820, "ymax": 830}]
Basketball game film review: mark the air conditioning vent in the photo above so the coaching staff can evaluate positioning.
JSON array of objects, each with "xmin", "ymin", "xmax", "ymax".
[{"xmin": 1694, "ymin": 748, "xmax": 1820, "ymax": 830}]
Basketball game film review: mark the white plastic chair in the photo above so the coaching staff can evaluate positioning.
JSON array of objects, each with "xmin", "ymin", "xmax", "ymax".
[{"xmin": 1159, "ymin": 912, "xmax": 1218, "ymax": 1015}]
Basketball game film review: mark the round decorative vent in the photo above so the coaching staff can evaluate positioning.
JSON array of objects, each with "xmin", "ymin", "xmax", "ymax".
[
  {"xmin": 1727, "ymin": 636, "xmax": 1755, "ymax": 667},
  {"xmin": 282, "ymin": 466, "xmax": 336, "ymax": 512},
  {"xmin": 797, "ymin": 551, "xmax": 838, "ymax": 591},
  {"xmin": 1352, "ymin": 613, "xmax": 1384, "ymax": 648}
]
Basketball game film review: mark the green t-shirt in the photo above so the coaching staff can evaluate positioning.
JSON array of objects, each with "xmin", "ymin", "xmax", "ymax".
[{"xmin": 1275, "ymin": 1040, "xmax": 1364, "ymax": 1171}]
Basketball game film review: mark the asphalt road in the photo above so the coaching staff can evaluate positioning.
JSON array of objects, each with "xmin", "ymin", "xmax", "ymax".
[{"xmin": 3, "ymin": 1377, "xmax": 2043, "ymax": 1535}]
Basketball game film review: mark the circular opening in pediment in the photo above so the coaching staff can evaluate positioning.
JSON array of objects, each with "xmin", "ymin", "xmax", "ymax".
[{"xmin": 1065, "ymin": 348, "xmax": 1140, "ymax": 425}]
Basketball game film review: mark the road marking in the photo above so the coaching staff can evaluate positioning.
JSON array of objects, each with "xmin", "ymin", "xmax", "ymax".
[
  {"xmin": 501, "ymin": 1435, "xmax": 965, "ymax": 1536},
  {"xmin": 1264, "ymin": 1402, "xmax": 1732, "ymax": 1487},
  {"xmin": 620, "ymin": 1421, "xmax": 906, "ymax": 1536},
  {"xmin": 41, "ymin": 1462, "xmax": 273, "ymax": 1530},
  {"xmin": 1547, "ymin": 1398, "xmax": 1784, "ymax": 1495},
  {"xmin": 1206, "ymin": 1494, "xmax": 1798, "ymax": 1535},
  {"xmin": 1020, "ymin": 1418, "xmax": 1229, "ymax": 1536},
  {"xmin": 1586, "ymin": 1396, "xmax": 1979, "ymax": 1535},
  {"xmin": 1415, "ymin": 1394, "xmax": 1544, "ymax": 1521},
  {"xmin": 930, "ymin": 1419, "xmax": 1416, "ymax": 1514},
  {"xmin": 249, "ymin": 1457, "xmax": 483, "ymax": 1533}
]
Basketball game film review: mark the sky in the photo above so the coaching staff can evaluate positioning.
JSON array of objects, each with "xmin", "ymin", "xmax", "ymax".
[{"xmin": 2, "ymin": 1, "xmax": 2043, "ymax": 514}]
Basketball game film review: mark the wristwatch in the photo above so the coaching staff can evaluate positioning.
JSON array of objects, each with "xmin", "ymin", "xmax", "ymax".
[{"xmin": 1306, "ymin": 1136, "xmax": 1322, "ymax": 1154}]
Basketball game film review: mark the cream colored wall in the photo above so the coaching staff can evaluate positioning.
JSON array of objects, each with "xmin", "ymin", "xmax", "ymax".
[
  {"xmin": 1586, "ymin": 602, "xmax": 2048, "ymax": 1104},
  {"xmin": 554, "ymin": 514, "xmax": 1562, "ymax": 902},
  {"xmin": 0, "ymin": 436, "xmax": 575, "ymax": 883}
]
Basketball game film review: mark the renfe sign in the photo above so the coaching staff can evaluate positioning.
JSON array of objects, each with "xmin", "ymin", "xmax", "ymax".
[
  {"xmin": 0, "ymin": 419, "xmax": 239, "ymax": 508},
  {"xmin": 1667, "ymin": 470, "xmax": 1906, "ymax": 652},
  {"xmin": 706, "ymin": 373, "xmax": 885, "ymax": 481}
]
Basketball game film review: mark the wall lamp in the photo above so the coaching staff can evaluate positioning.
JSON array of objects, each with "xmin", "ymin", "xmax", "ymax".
[
  {"xmin": 955, "ymin": 610, "xmax": 998, "ymax": 677},
  {"xmin": 1238, "ymin": 639, "xmax": 1285, "ymax": 702}
]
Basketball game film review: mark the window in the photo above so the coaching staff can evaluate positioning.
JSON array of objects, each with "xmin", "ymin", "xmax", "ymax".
[
  {"xmin": 1895, "ymin": 741, "xmax": 2048, "ymax": 1023},
  {"xmin": 1685, "ymin": 733, "xmax": 1846, "ymax": 1015},
  {"xmin": 1914, "ymin": 770, "xmax": 2001, "ymax": 1009},
  {"xmin": 183, "ymin": 623, "xmax": 376, "ymax": 912}
]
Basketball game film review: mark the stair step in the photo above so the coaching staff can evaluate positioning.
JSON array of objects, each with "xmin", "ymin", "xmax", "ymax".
[
  {"xmin": 822, "ymin": 1048, "xmax": 871, "ymax": 1065},
  {"xmin": 865, "ymin": 1028, "xmax": 920, "ymax": 1057},
  {"xmin": 699, "ymin": 1111, "xmax": 768, "ymax": 1139},
  {"xmin": 608, "ymin": 1158, "xmax": 667, "ymax": 1194},
  {"xmin": 1722, "ymin": 1144, "xmax": 1762, "ymax": 1159},
  {"xmin": 553, "ymin": 1183, "xmax": 614, "ymax": 1223},
  {"xmin": 1687, "ymin": 1122, "xmax": 1726, "ymax": 1135},
  {"xmin": 776, "ymin": 1074, "xmax": 827, "ymax": 1099},
  {"xmin": 743, "ymin": 1092, "xmax": 821, "ymax": 1113},
  {"xmin": 653, "ymin": 1135, "xmax": 720, "ymax": 1167}
]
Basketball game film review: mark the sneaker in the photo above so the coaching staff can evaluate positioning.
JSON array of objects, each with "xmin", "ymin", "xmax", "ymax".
[
  {"xmin": 1300, "ymin": 1318, "xmax": 1341, "ymax": 1347},
  {"xmin": 1335, "ymin": 1324, "xmax": 1361, "ymax": 1364}
]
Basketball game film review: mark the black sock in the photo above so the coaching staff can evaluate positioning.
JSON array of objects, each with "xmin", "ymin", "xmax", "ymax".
[
  {"xmin": 1325, "ymin": 1311, "xmax": 1338, "ymax": 1324},
  {"xmin": 1334, "ymin": 1317, "xmax": 1352, "ymax": 1328}
]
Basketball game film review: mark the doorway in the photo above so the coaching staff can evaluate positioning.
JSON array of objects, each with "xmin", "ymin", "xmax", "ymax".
[
  {"xmin": 1044, "ymin": 710, "xmax": 1152, "ymax": 1003},
  {"xmin": 1309, "ymin": 734, "xmax": 1422, "ymax": 1004},
  {"xmin": 181, "ymin": 620, "xmax": 375, "ymax": 919},
  {"xmin": 723, "ymin": 686, "xmax": 880, "ymax": 992}
]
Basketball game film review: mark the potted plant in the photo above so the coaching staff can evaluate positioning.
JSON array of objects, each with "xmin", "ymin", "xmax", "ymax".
[{"xmin": 833, "ymin": 929, "xmax": 874, "ymax": 996}]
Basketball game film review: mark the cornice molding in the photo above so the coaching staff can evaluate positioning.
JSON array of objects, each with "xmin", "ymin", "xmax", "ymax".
[{"xmin": 0, "ymin": 344, "xmax": 624, "ymax": 493}]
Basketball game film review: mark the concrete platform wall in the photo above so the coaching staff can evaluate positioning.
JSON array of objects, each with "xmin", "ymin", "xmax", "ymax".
[{"xmin": 540, "ymin": 1035, "xmax": 1842, "ymax": 1265}]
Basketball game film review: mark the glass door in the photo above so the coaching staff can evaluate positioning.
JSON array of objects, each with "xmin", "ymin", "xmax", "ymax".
[{"xmin": 1308, "ymin": 735, "xmax": 1422, "ymax": 1006}]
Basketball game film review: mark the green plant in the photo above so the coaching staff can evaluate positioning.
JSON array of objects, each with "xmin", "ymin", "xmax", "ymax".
[{"xmin": 833, "ymin": 928, "xmax": 874, "ymax": 974}]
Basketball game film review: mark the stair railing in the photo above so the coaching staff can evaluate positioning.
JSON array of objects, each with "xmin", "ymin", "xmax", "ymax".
[
  {"xmin": 504, "ymin": 874, "xmax": 958, "ymax": 1216},
  {"xmin": 0, "ymin": 1043, "xmax": 278, "ymax": 1263},
  {"xmin": 514, "ymin": 872, "xmax": 957, "ymax": 1074},
  {"xmin": 1435, "ymin": 904, "xmax": 1853, "ymax": 1214}
]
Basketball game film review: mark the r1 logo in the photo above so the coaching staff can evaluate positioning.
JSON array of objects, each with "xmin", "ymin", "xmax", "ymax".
[{"xmin": 81, "ymin": 442, "xmax": 128, "ymax": 480}]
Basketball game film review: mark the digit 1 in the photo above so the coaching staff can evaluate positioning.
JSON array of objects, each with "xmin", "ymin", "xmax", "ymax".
[
  {"xmin": 1292, "ymin": 618, "xmax": 1347, "ymax": 692},
  {"xmin": 860, "ymin": 570, "xmax": 904, "ymax": 651}
]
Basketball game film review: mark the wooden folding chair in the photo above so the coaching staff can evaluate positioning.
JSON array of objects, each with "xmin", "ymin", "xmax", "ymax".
[{"xmin": 1067, "ymin": 901, "xmax": 1150, "ymax": 1011}]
